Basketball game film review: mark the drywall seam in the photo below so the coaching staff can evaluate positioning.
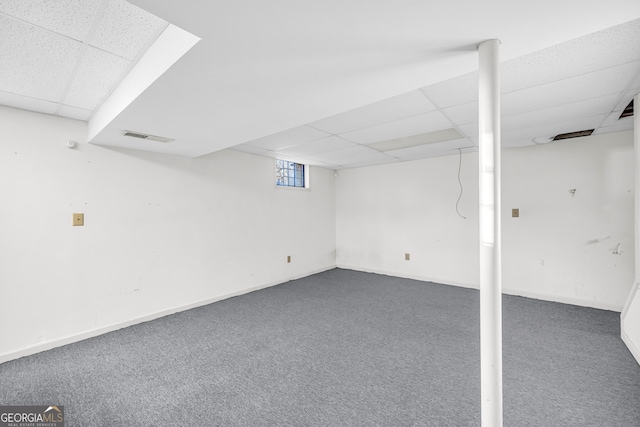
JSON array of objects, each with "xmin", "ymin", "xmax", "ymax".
[{"xmin": 0, "ymin": 265, "xmax": 334, "ymax": 365}]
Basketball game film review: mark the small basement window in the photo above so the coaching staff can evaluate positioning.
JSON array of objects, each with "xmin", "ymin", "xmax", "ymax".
[{"xmin": 275, "ymin": 159, "xmax": 308, "ymax": 188}]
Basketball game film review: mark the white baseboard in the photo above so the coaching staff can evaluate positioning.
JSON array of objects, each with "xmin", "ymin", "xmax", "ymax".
[
  {"xmin": 0, "ymin": 265, "xmax": 335, "ymax": 365},
  {"xmin": 335, "ymin": 264, "xmax": 623, "ymax": 312},
  {"xmin": 622, "ymin": 329, "xmax": 640, "ymax": 366},
  {"xmin": 335, "ymin": 263, "xmax": 479, "ymax": 290}
]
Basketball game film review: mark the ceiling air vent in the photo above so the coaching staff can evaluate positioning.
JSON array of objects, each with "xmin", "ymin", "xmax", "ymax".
[
  {"xmin": 122, "ymin": 130, "xmax": 174, "ymax": 143},
  {"xmin": 552, "ymin": 129, "xmax": 594, "ymax": 141},
  {"xmin": 619, "ymin": 99, "xmax": 634, "ymax": 119}
]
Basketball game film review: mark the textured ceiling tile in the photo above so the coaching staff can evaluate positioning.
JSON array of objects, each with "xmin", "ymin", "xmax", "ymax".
[
  {"xmin": 502, "ymin": 94, "xmax": 620, "ymax": 131},
  {"xmin": 502, "ymin": 115, "xmax": 607, "ymax": 145},
  {"xmin": 309, "ymin": 90, "xmax": 435, "ymax": 134},
  {"xmin": 443, "ymin": 101, "xmax": 477, "ymax": 126},
  {"xmin": 384, "ymin": 138, "xmax": 470, "ymax": 160},
  {"xmin": 502, "ymin": 18, "xmax": 640, "ymax": 93},
  {"xmin": 340, "ymin": 110, "xmax": 452, "ymax": 145},
  {"xmin": 58, "ymin": 104, "xmax": 92, "ymax": 121},
  {"xmin": 593, "ymin": 121, "xmax": 633, "ymax": 134},
  {"xmin": 305, "ymin": 145, "xmax": 389, "ymax": 164},
  {"xmin": 63, "ymin": 46, "xmax": 131, "ymax": 110},
  {"xmin": 600, "ymin": 108, "xmax": 634, "ymax": 127},
  {"xmin": 0, "ymin": 90, "xmax": 57, "ymax": 115},
  {"xmin": 91, "ymin": 0, "xmax": 167, "ymax": 60},
  {"xmin": 420, "ymin": 72, "xmax": 477, "ymax": 109},
  {"xmin": 278, "ymin": 136, "xmax": 356, "ymax": 156},
  {"xmin": 502, "ymin": 61, "xmax": 640, "ymax": 117},
  {"xmin": 0, "ymin": 0, "xmax": 100, "ymax": 41},
  {"xmin": 244, "ymin": 125, "xmax": 330, "ymax": 150},
  {"xmin": 229, "ymin": 145, "xmax": 268, "ymax": 155},
  {"xmin": 0, "ymin": 15, "xmax": 80, "ymax": 101}
]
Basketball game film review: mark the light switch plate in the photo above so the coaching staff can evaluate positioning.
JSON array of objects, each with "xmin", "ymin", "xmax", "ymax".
[{"xmin": 512, "ymin": 208, "xmax": 519, "ymax": 218}]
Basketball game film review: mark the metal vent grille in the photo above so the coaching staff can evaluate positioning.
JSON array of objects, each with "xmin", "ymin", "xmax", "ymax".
[
  {"xmin": 122, "ymin": 131, "xmax": 174, "ymax": 143},
  {"xmin": 619, "ymin": 100, "xmax": 634, "ymax": 119},
  {"xmin": 552, "ymin": 129, "xmax": 594, "ymax": 141}
]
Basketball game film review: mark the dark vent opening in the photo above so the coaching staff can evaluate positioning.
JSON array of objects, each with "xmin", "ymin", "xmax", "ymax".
[
  {"xmin": 123, "ymin": 132, "xmax": 149, "ymax": 139},
  {"xmin": 553, "ymin": 129, "xmax": 594, "ymax": 141},
  {"xmin": 619, "ymin": 99, "xmax": 634, "ymax": 119}
]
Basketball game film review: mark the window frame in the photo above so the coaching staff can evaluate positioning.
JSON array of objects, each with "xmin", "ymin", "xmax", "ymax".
[{"xmin": 274, "ymin": 159, "xmax": 310, "ymax": 190}]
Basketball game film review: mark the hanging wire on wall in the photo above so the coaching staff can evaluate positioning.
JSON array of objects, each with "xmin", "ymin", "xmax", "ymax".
[{"xmin": 456, "ymin": 148, "xmax": 467, "ymax": 220}]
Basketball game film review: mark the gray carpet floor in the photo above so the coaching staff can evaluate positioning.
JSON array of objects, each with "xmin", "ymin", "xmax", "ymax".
[{"xmin": 1, "ymin": 268, "xmax": 639, "ymax": 426}]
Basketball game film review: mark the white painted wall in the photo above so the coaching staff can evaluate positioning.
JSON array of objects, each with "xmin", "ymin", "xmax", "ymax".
[
  {"xmin": 0, "ymin": 106, "xmax": 336, "ymax": 362},
  {"xmin": 336, "ymin": 131, "xmax": 635, "ymax": 311}
]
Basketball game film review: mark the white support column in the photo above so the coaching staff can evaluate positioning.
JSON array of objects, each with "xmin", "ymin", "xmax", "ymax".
[{"xmin": 478, "ymin": 38, "xmax": 503, "ymax": 427}]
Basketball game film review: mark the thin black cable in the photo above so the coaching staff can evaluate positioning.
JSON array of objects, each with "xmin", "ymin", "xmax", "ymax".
[{"xmin": 456, "ymin": 148, "xmax": 467, "ymax": 219}]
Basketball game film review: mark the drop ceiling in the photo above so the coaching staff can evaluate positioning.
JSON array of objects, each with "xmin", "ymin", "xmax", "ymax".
[
  {"xmin": 0, "ymin": 0, "xmax": 167, "ymax": 121},
  {"xmin": 1, "ymin": 1, "xmax": 640, "ymax": 170}
]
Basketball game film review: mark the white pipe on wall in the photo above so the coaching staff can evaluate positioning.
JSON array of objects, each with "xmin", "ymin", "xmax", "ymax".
[{"xmin": 478, "ymin": 38, "xmax": 503, "ymax": 427}]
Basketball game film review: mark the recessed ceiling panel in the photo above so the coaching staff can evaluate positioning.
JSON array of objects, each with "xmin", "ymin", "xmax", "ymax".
[
  {"xmin": 244, "ymin": 125, "xmax": 330, "ymax": 151},
  {"xmin": 91, "ymin": 0, "xmax": 168, "ymax": 60},
  {"xmin": 341, "ymin": 110, "xmax": 452, "ymax": 145},
  {"xmin": 63, "ymin": 46, "xmax": 131, "ymax": 110},
  {"xmin": 0, "ymin": 14, "xmax": 80, "ymax": 101},
  {"xmin": 0, "ymin": 0, "xmax": 100, "ymax": 41},
  {"xmin": 309, "ymin": 90, "xmax": 436, "ymax": 135},
  {"xmin": 278, "ymin": 136, "xmax": 356, "ymax": 156}
]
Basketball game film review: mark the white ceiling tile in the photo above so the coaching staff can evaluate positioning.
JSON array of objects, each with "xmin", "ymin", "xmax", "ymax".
[
  {"xmin": 502, "ymin": 94, "xmax": 620, "ymax": 131},
  {"xmin": 600, "ymin": 110, "xmax": 631, "ymax": 127},
  {"xmin": 309, "ymin": 90, "xmax": 435, "ymax": 134},
  {"xmin": 58, "ymin": 104, "xmax": 92, "ymax": 121},
  {"xmin": 502, "ymin": 115, "xmax": 608, "ymax": 146},
  {"xmin": 0, "ymin": 0, "xmax": 100, "ymax": 41},
  {"xmin": 501, "ymin": 19, "xmax": 640, "ymax": 93},
  {"xmin": 502, "ymin": 61, "xmax": 640, "ymax": 117},
  {"xmin": 593, "ymin": 122, "xmax": 634, "ymax": 135},
  {"xmin": 91, "ymin": 0, "xmax": 168, "ymax": 60},
  {"xmin": 278, "ymin": 136, "xmax": 356, "ymax": 156},
  {"xmin": 305, "ymin": 145, "xmax": 391, "ymax": 165},
  {"xmin": 228, "ymin": 145, "xmax": 268, "ymax": 155},
  {"xmin": 340, "ymin": 156, "xmax": 402, "ymax": 169},
  {"xmin": 420, "ymin": 72, "xmax": 478, "ymax": 109},
  {"xmin": 0, "ymin": 90, "xmax": 57, "ymax": 115},
  {"xmin": 63, "ymin": 46, "xmax": 131, "ymax": 110},
  {"xmin": 340, "ymin": 110, "xmax": 452, "ymax": 145},
  {"xmin": 458, "ymin": 122, "xmax": 478, "ymax": 140},
  {"xmin": 384, "ymin": 138, "xmax": 471, "ymax": 161},
  {"xmin": 442, "ymin": 101, "xmax": 477, "ymax": 126},
  {"xmin": 0, "ymin": 14, "xmax": 80, "ymax": 101},
  {"xmin": 244, "ymin": 125, "xmax": 330, "ymax": 150}
]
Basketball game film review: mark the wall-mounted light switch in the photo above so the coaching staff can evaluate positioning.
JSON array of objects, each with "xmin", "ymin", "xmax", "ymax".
[
  {"xmin": 405, "ymin": 253, "xmax": 410, "ymax": 261},
  {"xmin": 287, "ymin": 255, "xmax": 291, "ymax": 263},
  {"xmin": 512, "ymin": 208, "xmax": 519, "ymax": 218},
  {"xmin": 73, "ymin": 213, "xmax": 84, "ymax": 226}
]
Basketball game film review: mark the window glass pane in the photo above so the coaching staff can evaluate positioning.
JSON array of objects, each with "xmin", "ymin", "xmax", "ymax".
[{"xmin": 275, "ymin": 159, "xmax": 305, "ymax": 188}]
